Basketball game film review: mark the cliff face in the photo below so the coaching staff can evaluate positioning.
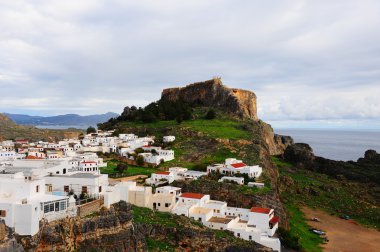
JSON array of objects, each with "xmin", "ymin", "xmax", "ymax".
[
  {"xmin": 7, "ymin": 202, "xmax": 268, "ymax": 252},
  {"xmin": 259, "ymin": 121, "xmax": 293, "ymax": 156},
  {"xmin": 161, "ymin": 78, "xmax": 258, "ymax": 121}
]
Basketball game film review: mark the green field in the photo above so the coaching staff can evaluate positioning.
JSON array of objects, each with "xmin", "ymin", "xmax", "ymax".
[
  {"xmin": 121, "ymin": 118, "xmax": 253, "ymax": 140},
  {"xmin": 100, "ymin": 159, "xmax": 157, "ymax": 177}
]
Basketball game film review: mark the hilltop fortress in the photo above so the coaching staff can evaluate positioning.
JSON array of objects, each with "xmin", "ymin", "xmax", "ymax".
[{"xmin": 161, "ymin": 78, "xmax": 258, "ymax": 121}]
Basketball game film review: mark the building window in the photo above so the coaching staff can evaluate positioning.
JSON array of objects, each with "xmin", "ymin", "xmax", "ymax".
[
  {"xmin": 165, "ymin": 203, "xmax": 169, "ymax": 207},
  {"xmin": 82, "ymin": 186, "xmax": 88, "ymax": 193},
  {"xmin": 0, "ymin": 210, "xmax": 6, "ymax": 217},
  {"xmin": 64, "ymin": 186, "xmax": 69, "ymax": 192},
  {"xmin": 249, "ymin": 236, "xmax": 252, "ymax": 240},
  {"xmin": 59, "ymin": 201, "xmax": 67, "ymax": 211},
  {"xmin": 99, "ymin": 186, "xmax": 102, "ymax": 193},
  {"xmin": 36, "ymin": 185, "xmax": 39, "ymax": 193},
  {"xmin": 46, "ymin": 184, "xmax": 53, "ymax": 192}
]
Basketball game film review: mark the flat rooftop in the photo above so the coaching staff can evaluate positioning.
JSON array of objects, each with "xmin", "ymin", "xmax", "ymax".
[
  {"xmin": 46, "ymin": 173, "xmax": 100, "ymax": 178},
  {"xmin": 191, "ymin": 207, "xmax": 212, "ymax": 215},
  {"xmin": 208, "ymin": 217, "xmax": 233, "ymax": 224}
]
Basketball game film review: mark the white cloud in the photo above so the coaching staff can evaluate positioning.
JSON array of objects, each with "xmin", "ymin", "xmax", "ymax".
[{"xmin": 0, "ymin": 0, "xmax": 379, "ymax": 129}]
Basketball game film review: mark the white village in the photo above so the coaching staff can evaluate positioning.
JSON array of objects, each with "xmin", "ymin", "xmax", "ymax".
[{"xmin": 0, "ymin": 130, "xmax": 280, "ymax": 251}]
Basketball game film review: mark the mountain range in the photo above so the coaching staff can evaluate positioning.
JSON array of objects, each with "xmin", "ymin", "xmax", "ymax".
[{"xmin": 4, "ymin": 112, "xmax": 119, "ymax": 127}]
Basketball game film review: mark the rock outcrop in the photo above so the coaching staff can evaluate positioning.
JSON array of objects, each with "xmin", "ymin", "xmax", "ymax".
[
  {"xmin": 161, "ymin": 78, "xmax": 258, "ymax": 120},
  {"xmin": 0, "ymin": 220, "xmax": 24, "ymax": 252},
  {"xmin": 8, "ymin": 202, "xmax": 268, "ymax": 252},
  {"xmin": 284, "ymin": 143, "xmax": 316, "ymax": 169}
]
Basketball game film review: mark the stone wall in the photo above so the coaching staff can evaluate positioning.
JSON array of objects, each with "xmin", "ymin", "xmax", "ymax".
[{"xmin": 77, "ymin": 198, "xmax": 104, "ymax": 218}]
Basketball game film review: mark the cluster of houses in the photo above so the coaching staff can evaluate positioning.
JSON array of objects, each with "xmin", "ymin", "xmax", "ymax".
[
  {"xmin": 0, "ymin": 131, "xmax": 175, "ymax": 166},
  {"xmin": 0, "ymin": 131, "xmax": 280, "ymax": 251},
  {"xmin": 102, "ymin": 182, "xmax": 280, "ymax": 251}
]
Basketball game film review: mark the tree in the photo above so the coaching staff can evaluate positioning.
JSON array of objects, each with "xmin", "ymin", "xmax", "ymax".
[
  {"xmin": 114, "ymin": 163, "xmax": 128, "ymax": 174},
  {"xmin": 205, "ymin": 109, "xmax": 216, "ymax": 120},
  {"xmin": 136, "ymin": 155, "xmax": 145, "ymax": 166},
  {"xmin": 86, "ymin": 126, "xmax": 96, "ymax": 134},
  {"xmin": 176, "ymin": 115, "xmax": 183, "ymax": 124}
]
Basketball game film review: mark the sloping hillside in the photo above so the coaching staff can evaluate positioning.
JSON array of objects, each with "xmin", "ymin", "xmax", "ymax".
[
  {"xmin": 98, "ymin": 79, "xmax": 293, "ymax": 227},
  {"xmin": 0, "ymin": 113, "xmax": 82, "ymax": 142}
]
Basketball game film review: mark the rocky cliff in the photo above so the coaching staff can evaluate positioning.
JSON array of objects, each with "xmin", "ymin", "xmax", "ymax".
[
  {"xmin": 1, "ymin": 202, "xmax": 269, "ymax": 252},
  {"xmin": 161, "ymin": 78, "xmax": 258, "ymax": 121}
]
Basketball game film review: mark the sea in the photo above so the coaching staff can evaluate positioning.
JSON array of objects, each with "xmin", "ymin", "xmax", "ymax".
[
  {"xmin": 275, "ymin": 128, "xmax": 380, "ymax": 161},
  {"xmin": 36, "ymin": 125, "xmax": 89, "ymax": 130}
]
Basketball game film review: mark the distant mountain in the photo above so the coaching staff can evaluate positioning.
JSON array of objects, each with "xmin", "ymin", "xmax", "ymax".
[
  {"xmin": 0, "ymin": 113, "xmax": 82, "ymax": 141},
  {"xmin": 4, "ymin": 112, "xmax": 119, "ymax": 127}
]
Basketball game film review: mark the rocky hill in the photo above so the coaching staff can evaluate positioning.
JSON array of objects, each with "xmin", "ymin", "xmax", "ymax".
[
  {"xmin": 1, "ymin": 202, "xmax": 269, "ymax": 252},
  {"xmin": 162, "ymin": 78, "xmax": 258, "ymax": 120},
  {"xmin": 99, "ymin": 79, "xmax": 293, "ymax": 229},
  {"xmin": 0, "ymin": 113, "xmax": 82, "ymax": 142}
]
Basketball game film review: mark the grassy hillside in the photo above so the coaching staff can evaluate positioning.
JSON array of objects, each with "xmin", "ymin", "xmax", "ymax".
[
  {"xmin": 107, "ymin": 112, "xmax": 264, "ymax": 169},
  {"xmin": 274, "ymin": 156, "xmax": 380, "ymax": 251},
  {"xmin": 132, "ymin": 204, "xmax": 266, "ymax": 251}
]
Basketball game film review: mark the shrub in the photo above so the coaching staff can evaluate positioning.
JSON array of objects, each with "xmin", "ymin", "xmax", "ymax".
[
  {"xmin": 86, "ymin": 126, "xmax": 96, "ymax": 134},
  {"xmin": 205, "ymin": 109, "xmax": 216, "ymax": 120},
  {"xmin": 136, "ymin": 155, "xmax": 145, "ymax": 166}
]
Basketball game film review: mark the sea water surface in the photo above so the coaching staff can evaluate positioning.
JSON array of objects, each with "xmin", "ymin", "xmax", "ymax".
[{"xmin": 275, "ymin": 129, "xmax": 380, "ymax": 161}]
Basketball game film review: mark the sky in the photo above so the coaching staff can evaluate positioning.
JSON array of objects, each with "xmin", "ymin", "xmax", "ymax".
[{"xmin": 1, "ymin": 0, "xmax": 380, "ymax": 130}]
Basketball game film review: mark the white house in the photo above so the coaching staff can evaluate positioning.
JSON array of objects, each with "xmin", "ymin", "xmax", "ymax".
[
  {"xmin": 0, "ymin": 174, "xmax": 72, "ymax": 236},
  {"xmin": 248, "ymin": 182, "xmax": 265, "ymax": 188},
  {"xmin": 207, "ymin": 158, "xmax": 262, "ymax": 178},
  {"xmin": 218, "ymin": 176, "xmax": 244, "ymax": 185},
  {"xmin": 146, "ymin": 171, "xmax": 174, "ymax": 186},
  {"xmin": 44, "ymin": 173, "xmax": 109, "ymax": 197},
  {"xmin": 163, "ymin": 136, "xmax": 175, "ymax": 143}
]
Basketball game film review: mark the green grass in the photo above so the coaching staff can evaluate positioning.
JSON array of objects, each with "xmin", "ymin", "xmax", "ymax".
[
  {"xmin": 280, "ymin": 166, "xmax": 380, "ymax": 229},
  {"xmin": 132, "ymin": 205, "xmax": 179, "ymax": 227},
  {"xmin": 284, "ymin": 204, "xmax": 323, "ymax": 252},
  {"xmin": 100, "ymin": 160, "xmax": 157, "ymax": 177},
  {"xmin": 181, "ymin": 119, "xmax": 252, "ymax": 140},
  {"xmin": 146, "ymin": 238, "xmax": 175, "ymax": 252},
  {"xmin": 121, "ymin": 118, "xmax": 252, "ymax": 140},
  {"xmin": 274, "ymin": 156, "xmax": 380, "ymax": 251}
]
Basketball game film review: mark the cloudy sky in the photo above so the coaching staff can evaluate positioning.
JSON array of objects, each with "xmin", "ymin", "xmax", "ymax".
[{"xmin": 1, "ymin": 0, "xmax": 380, "ymax": 129}]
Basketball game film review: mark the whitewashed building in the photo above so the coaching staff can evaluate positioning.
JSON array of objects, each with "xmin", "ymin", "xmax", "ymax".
[
  {"xmin": 0, "ymin": 173, "xmax": 72, "ymax": 236},
  {"xmin": 207, "ymin": 158, "xmax": 262, "ymax": 178}
]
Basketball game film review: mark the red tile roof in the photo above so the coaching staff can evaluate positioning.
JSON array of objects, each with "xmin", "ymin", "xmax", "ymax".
[
  {"xmin": 180, "ymin": 193, "xmax": 205, "ymax": 199},
  {"xmin": 155, "ymin": 171, "xmax": 170, "ymax": 175},
  {"xmin": 250, "ymin": 207, "xmax": 271, "ymax": 214},
  {"xmin": 81, "ymin": 161, "xmax": 97, "ymax": 164},
  {"xmin": 26, "ymin": 156, "xmax": 43, "ymax": 160},
  {"xmin": 231, "ymin": 163, "xmax": 246, "ymax": 168},
  {"xmin": 269, "ymin": 216, "xmax": 280, "ymax": 224}
]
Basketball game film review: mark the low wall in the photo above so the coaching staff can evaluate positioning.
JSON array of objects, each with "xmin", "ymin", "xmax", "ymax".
[{"xmin": 77, "ymin": 198, "xmax": 104, "ymax": 217}]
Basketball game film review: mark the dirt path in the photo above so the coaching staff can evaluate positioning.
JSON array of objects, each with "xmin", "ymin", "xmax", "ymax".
[
  {"xmin": 108, "ymin": 175, "xmax": 147, "ymax": 183},
  {"xmin": 302, "ymin": 207, "xmax": 380, "ymax": 252}
]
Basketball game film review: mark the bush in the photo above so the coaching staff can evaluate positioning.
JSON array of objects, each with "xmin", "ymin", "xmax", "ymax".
[
  {"xmin": 136, "ymin": 155, "xmax": 145, "ymax": 166},
  {"xmin": 205, "ymin": 109, "xmax": 216, "ymax": 120},
  {"xmin": 86, "ymin": 126, "xmax": 96, "ymax": 134},
  {"xmin": 278, "ymin": 227, "xmax": 301, "ymax": 250},
  {"xmin": 192, "ymin": 163, "xmax": 207, "ymax": 171}
]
